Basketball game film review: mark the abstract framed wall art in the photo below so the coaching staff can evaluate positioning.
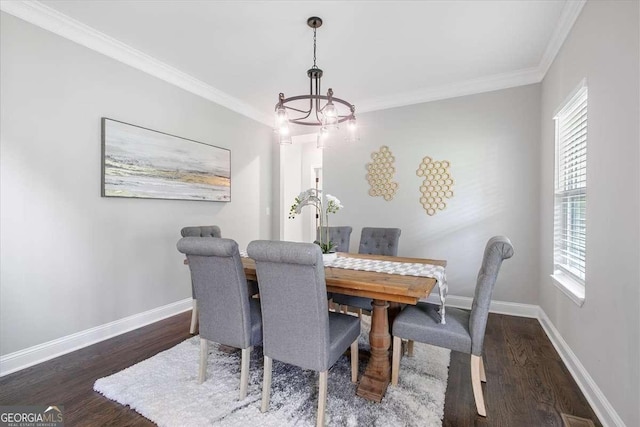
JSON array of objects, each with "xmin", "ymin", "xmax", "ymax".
[{"xmin": 101, "ymin": 118, "xmax": 230, "ymax": 202}]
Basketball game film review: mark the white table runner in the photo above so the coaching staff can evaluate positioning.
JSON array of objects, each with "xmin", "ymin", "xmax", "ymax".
[{"xmin": 325, "ymin": 256, "xmax": 448, "ymax": 324}]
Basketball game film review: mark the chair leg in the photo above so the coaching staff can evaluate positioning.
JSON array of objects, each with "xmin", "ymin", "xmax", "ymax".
[
  {"xmin": 261, "ymin": 356, "xmax": 272, "ymax": 413},
  {"xmin": 341, "ymin": 305, "xmax": 348, "ymax": 314},
  {"xmin": 407, "ymin": 340, "xmax": 415, "ymax": 357},
  {"xmin": 471, "ymin": 354, "xmax": 487, "ymax": 416},
  {"xmin": 480, "ymin": 355, "xmax": 486, "ymax": 383},
  {"xmin": 357, "ymin": 308, "xmax": 363, "ymax": 318},
  {"xmin": 190, "ymin": 299, "xmax": 198, "ymax": 334},
  {"xmin": 391, "ymin": 336, "xmax": 401, "ymax": 386},
  {"xmin": 317, "ymin": 370, "xmax": 328, "ymax": 427},
  {"xmin": 198, "ymin": 338, "xmax": 208, "ymax": 384},
  {"xmin": 350, "ymin": 339, "xmax": 359, "ymax": 383},
  {"xmin": 239, "ymin": 347, "xmax": 251, "ymax": 400}
]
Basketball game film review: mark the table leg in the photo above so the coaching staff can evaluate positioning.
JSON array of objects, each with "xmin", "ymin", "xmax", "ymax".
[
  {"xmin": 356, "ymin": 299, "xmax": 391, "ymax": 402},
  {"xmin": 388, "ymin": 302, "xmax": 402, "ymax": 329}
]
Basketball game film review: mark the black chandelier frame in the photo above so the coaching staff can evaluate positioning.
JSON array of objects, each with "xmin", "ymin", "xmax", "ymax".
[{"xmin": 275, "ymin": 17, "xmax": 356, "ymax": 127}]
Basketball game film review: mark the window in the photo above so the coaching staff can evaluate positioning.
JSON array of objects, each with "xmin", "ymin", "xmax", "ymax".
[{"xmin": 552, "ymin": 80, "xmax": 587, "ymax": 306}]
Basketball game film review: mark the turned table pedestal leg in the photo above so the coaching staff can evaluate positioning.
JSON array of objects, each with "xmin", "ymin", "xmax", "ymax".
[{"xmin": 356, "ymin": 299, "xmax": 391, "ymax": 402}]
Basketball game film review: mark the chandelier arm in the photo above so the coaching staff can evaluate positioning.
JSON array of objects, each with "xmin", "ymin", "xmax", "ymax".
[
  {"xmin": 283, "ymin": 105, "xmax": 313, "ymax": 114},
  {"xmin": 280, "ymin": 94, "xmax": 354, "ymax": 110},
  {"xmin": 290, "ymin": 116, "xmax": 352, "ymax": 126},
  {"xmin": 310, "ymin": 73, "xmax": 316, "ymax": 118},
  {"xmin": 315, "ymin": 76, "xmax": 322, "ymax": 122},
  {"xmin": 278, "ymin": 95, "xmax": 355, "ymax": 125},
  {"xmin": 288, "ymin": 109, "xmax": 314, "ymax": 121}
]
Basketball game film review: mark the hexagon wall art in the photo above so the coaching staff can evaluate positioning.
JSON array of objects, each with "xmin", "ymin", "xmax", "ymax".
[
  {"xmin": 416, "ymin": 157, "xmax": 454, "ymax": 215},
  {"xmin": 365, "ymin": 145, "xmax": 398, "ymax": 201}
]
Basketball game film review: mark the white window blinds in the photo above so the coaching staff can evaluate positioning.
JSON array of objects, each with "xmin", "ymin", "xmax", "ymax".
[{"xmin": 554, "ymin": 85, "xmax": 587, "ymax": 285}]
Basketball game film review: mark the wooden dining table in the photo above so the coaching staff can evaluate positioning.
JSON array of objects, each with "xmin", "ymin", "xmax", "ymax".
[{"xmin": 241, "ymin": 252, "xmax": 446, "ymax": 403}]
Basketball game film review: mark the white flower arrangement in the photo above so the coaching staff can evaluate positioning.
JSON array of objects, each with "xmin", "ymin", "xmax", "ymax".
[{"xmin": 289, "ymin": 189, "xmax": 343, "ymax": 253}]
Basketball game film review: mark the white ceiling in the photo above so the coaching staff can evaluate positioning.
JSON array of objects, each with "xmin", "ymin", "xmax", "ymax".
[{"xmin": 5, "ymin": 1, "xmax": 583, "ymax": 124}]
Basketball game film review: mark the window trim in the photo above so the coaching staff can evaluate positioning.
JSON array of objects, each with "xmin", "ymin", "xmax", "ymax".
[
  {"xmin": 552, "ymin": 79, "xmax": 587, "ymax": 307},
  {"xmin": 551, "ymin": 272, "xmax": 585, "ymax": 307}
]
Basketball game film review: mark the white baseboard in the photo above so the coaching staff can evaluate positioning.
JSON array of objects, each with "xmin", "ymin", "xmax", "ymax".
[
  {"xmin": 424, "ymin": 293, "xmax": 540, "ymax": 318},
  {"xmin": 537, "ymin": 308, "xmax": 625, "ymax": 427},
  {"xmin": 0, "ymin": 298, "xmax": 192, "ymax": 377},
  {"xmin": 426, "ymin": 294, "xmax": 623, "ymax": 426}
]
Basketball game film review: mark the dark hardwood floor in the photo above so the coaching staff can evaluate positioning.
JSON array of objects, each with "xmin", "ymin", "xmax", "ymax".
[
  {"xmin": 443, "ymin": 314, "xmax": 600, "ymax": 427},
  {"xmin": 0, "ymin": 312, "xmax": 600, "ymax": 426}
]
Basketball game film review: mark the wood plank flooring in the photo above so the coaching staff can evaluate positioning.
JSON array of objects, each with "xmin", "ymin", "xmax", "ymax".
[
  {"xmin": 0, "ymin": 312, "xmax": 600, "ymax": 426},
  {"xmin": 443, "ymin": 314, "xmax": 600, "ymax": 427}
]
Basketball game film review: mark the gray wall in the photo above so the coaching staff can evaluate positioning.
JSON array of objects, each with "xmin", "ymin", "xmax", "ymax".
[
  {"xmin": 324, "ymin": 84, "xmax": 541, "ymax": 304},
  {"xmin": 539, "ymin": 1, "xmax": 639, "ymax": 425},
  {"xmin": 0, "ymin": 13, "xmax": 273, "ymax": 356}
]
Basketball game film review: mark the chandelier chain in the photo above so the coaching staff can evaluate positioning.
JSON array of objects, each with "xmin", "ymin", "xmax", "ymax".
[{"xmin": 313, "ymin": 27, "xmax": 317, "ymax": 68}]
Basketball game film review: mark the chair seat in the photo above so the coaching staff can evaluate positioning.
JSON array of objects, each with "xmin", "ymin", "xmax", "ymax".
[
  {"xmin": 332, "ymin": 294, "xmax": 372, "ymax": 311},
  {"xmin": 249, "ymin": 298, "xmax": 263, "ymax": 346},
  {"xmin": 392, "ymin": 303, "xmax": 472, "ymax": 354},
  {"xmin": 328, "ymin": 312, "xmax": 361, "ymax": 367}
]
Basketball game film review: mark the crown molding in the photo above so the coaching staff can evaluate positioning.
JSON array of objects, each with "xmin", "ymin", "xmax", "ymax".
[
  {"xmin": 0, "ymin": 0, "xmax": 273, "ymax": 126},
  {"xmin": 538, "ymin": 0, "xmax": 587, "ymax": 78},
  {"xmin": 358, "ymin": 0, "xmax": 586, "ymax": 113},
  {"xmin": 357, "ymin": 67, "xmax": 543, "ymax": 113},
  {"xmin": 1, "ymin": 0, "xmax": 586, "ymax": 118}
]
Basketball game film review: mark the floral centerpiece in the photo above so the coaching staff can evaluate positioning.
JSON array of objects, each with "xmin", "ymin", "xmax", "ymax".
[{"xmin": 289, "ymin": 189, "xmax": 344, "ymax": 254}]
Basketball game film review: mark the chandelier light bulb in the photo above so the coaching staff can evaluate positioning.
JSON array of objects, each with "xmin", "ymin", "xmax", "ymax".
[
  {"xmin": 275, "ymin": 105, "xmax": 288, "ymax": 126},
  {"xmin": 347, "ymin": 117, "xmax": 357, "ymax": 131},
  {"xmin": 279, "ymin": 123, "xmax": 290, "ymax": 135},
  {"xmin": 324, "ymin": 103, "xmax": 337, "ymax": 118},
  {"xmin": 345, "ymin": 116, "xmax": 358, "ymax": 142},
  {"xmin": 321, "ymin": 103, "xmax": 339, "ymax": 129}
]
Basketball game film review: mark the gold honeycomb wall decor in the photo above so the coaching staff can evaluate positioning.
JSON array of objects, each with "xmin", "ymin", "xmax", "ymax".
[
  {"xmin": 416, "ymin": 157, "xmax": 454, "ymax": 216},
  {"xmin": 365, "ymin": 145, "xmax": 398, "ymax": 201}
]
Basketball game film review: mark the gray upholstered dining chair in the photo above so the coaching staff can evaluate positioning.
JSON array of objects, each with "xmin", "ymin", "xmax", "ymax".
[
  {"xmin": 177, "ymin": 237, "xmax": 263, "ymax": 400},
  {"xmin": 332, "ymin": 227, "xmax": 402, "ymax": 316},
  {"xmin": 180, "ymin": 225, "xmax": 258, "ymax": 333},
  {"xmin": 358, "ymin": 227, "xmax": 402, "ymax": 256},
  {"xmin": 181, "ymin": 226, "xmax": 222, "ymax": 334},
  {"xmin": 316, "ymin": 226, "xmax": 353, "ymax": 253},
  {"xmin": 247, "ymin": 240, "xmax": 360, "ymax": 427},
  {"xmin": 391, "ymin": 236, "xmax": 514, "ymax": 417}
]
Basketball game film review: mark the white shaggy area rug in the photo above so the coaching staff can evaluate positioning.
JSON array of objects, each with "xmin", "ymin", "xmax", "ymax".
[{"xmin": 94, "ymin": 319, "xmax": 450, "ymax": 426}]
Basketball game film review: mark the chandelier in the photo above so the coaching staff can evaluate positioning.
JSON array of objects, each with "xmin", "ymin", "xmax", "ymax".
[{"xmin": 274, "ymin": 17, "xmax": 357, "ymax": 148}]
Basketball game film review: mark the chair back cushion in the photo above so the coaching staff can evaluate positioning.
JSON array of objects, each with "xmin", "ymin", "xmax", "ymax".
[
  {"xmin": 247, "ymin": 240, "xmax": 331, "ymax": 371},
  {"xmin": 316, "ymin": 226, "xmax": 353, "ymax": 252},
  {"xmin": 179, "ymin": 226, "xmax": 221, "ymax": 297},
  {"xmin": 469, "ymin": 236, "xmax": 514, "ymax": 355},
  {"xmin": 358, "ymin": 227, "xmax": 401, "ymax": 256},
  {"xmin": 177, "ymin": 237, "xmax": 254, "ymax": 349},
  {"xmin": 180, "ymin": 226, "xmax": 221, "ymax": 238}
]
